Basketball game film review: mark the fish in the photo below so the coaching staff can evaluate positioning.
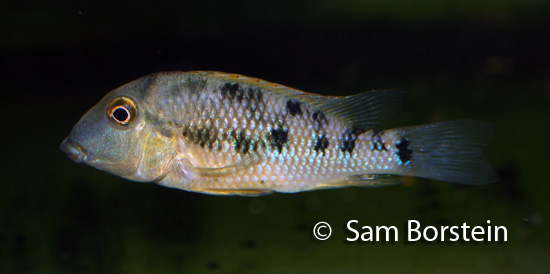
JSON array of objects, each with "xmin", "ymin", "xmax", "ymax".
[{"xmin": 60, "ymin": 71, "xmax": 496, "ymax": 196}]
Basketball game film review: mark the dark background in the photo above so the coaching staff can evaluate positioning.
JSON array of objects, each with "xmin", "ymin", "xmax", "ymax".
[{"xmin": 2, "ymin": 0, "xmax": 549, "ymax": 273}]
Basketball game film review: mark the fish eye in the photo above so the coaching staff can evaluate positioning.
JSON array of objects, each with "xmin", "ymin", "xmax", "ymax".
[
  {"xmin": 113, "ymin": 106, "xmax": 129, "ymax": 123},
  {"xmin": 107, "ymin": 96, "xmax": 138, "ymax": 127}
]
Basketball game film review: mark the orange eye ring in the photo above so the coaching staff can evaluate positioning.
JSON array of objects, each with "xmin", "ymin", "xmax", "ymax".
[{"xmin": 107, "ymin": 96, "xmax": 138, "ymax": 127}]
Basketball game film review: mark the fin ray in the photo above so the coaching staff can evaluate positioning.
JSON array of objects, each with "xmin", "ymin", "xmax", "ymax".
[
  {"xmin": 192, "ymin": 188, "xmax": 273, "ymax": 196},
  {"xmin": 182, "ymin": 151, "xmax": 263, "ymax": 177},
  {"xmin": 313, "ymin": 174, "xmax": 404, "ymax": 190},
  {"xmin": 313, "ymin": 89, "xmax": 406, "ymax": 129},
  {"xmin": 345, "ymin": 174, "xmax": 404, "ymax": 187},
  {"xmin": 400, "ymin": 120, "xmax": 497, "ymax": 185}
]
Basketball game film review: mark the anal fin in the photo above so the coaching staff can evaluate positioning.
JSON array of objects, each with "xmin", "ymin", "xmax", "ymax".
[
  {"xmin": 193, "ymin": 188, "xmax": 273, "ymax": 196},
  {"xmin": 313, "ymin": 174, "xmax": 404, "ymax": 190},
  {"xmin": 346, "ymin": 174, "xmax": 406, "ymax": 187}
]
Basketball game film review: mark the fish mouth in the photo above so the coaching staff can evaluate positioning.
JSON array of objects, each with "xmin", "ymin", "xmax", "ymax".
[{"xmin": 60, "ymin": 137, "xmax": 88, "ymax": 163}]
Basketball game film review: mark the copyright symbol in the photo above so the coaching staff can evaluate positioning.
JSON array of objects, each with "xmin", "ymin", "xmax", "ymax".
[{"xmin": 313, "ymin": 222, "xmax": 332, "ymax": 240}]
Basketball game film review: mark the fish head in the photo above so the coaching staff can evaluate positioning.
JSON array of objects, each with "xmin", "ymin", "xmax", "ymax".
[{"xmin": 60, "ymin": 76, "xmax": 177, "ymax": 182}]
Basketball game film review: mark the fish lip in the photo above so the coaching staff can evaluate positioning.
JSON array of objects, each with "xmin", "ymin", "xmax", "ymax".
[{"xmin": 60, "ymin": 137, "xmax": 88, "ymax": 163}]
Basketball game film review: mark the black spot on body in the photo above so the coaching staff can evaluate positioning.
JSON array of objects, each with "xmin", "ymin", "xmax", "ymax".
[
  {"xmin": 267, "ymin": 127, "xmax": 288, "ymax": 153},
  {"xmin": 311, "ymin": 111, "xmax": 318, "ymax": 120},
  {"xmin": 249, "ymin": 141, "xmax": 257, "ymax": 152},
  {"xmin": 198, "ymin": 126, "xmax": 212, "ymax": 147},
  {"xmin": 199, "ymin": 127, "xmax": 207, "ymax": 147},
  {"xmin": 221, "ymin": 83, "xmax": 259, "ymax": 104},
  {"xmin": 236, "ymin": 131, "xmax": 246, "ymax": 150},
  {"xmin": 311, "ymin": 110, "xmax": 328, "ymax": 132},
  {"xmin": 313, "ymin": 135, "xmax": 329, "ymax": 153},
  {"xmin": 396, "ymin": 137, "xmax": 412, "ymax": 164},
  {"xmin": 371, "ymin": 130, "xmax": 387, "ymax": 151},
  {"xmin": 232, "ymin": 130, "xmax": 242, "ymax": 150},
  {"xmin": 228, "ymin": 83, "xmax": 239, "ymax": 99},
  {"xmin": 286, "ymin": 100, "xmax": 302, "ymax": 116},
  {"xmin": 192, "ymin": 126, "xmax": 201, "ymax": 145},
  {"xmin": 313, "ymin": 111, "xmax": 326, "ymax": 122},
  {"xmin": 340, "ymin": 127, "xmax": 366, "ymax": 154},
  {"xmin": 236, "ymin": 90, "xmax": 244, "ymax": 102},
  {"xmin": 241, "ymin": 137, "xmax": 251, "ymax": 154},
  {"xmin": 224, "ymin": 130, "xmax": 258, "ymax": 155},
  {"xmin": 246, "ymin": 87, "xmax": 255, "ymax": 100},
  {"xmin": 182, "ymin": 124, "xmax": 217, "ymax": 149},
  {"xmin": 220, "ymin": 82, "xmax": 231, "ymax": 99},
  {"xmin": 341, "ymin": 140, "xmax": 353, "ymax": 153},
  {"xmin": 255, "ymin": 89, "xmax": 263, "ymax": 102}
]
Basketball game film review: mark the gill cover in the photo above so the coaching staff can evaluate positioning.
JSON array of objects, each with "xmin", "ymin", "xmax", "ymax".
[{"xmin": 133, "ymin": 125, "xmax": 177, "ymax": 182}]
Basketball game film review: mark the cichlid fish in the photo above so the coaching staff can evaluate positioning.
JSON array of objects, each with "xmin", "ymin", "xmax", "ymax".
[{"xmin": 60, "ymin": 71, "xmax": 496, "ymax": 196}]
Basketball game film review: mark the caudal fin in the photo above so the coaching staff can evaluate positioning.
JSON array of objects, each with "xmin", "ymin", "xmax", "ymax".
[{"xmin": 400, "ymin": 120, "xmax": 497, "ymax": 185}]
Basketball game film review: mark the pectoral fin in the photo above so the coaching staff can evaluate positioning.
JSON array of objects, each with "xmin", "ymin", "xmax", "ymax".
[
  {"xmin": 191, "ymin": 152, "xmax": 263, "ymax": 177},
  {"xmin": 176, "ymin": 149, "xmax": 265, "ymax": 178}
]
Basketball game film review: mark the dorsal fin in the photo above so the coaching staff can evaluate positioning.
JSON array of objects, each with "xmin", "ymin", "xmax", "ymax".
[
  {"xmin": 305, "ymin": 89, "xmax": 406, "ymax": 129},
  {"xmin": 189, "ymin": 71, "xmax": 405, "ymax": 129}
]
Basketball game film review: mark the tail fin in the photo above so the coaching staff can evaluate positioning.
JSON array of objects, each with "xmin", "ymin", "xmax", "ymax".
[{"xmin": 400, "ymin": 120, "xmax": 497, "ymax": 185}]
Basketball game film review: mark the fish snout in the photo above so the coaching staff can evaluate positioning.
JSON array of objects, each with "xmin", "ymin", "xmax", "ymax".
[{"xmin": 60, "ymin": 138, "xmax": 87, "ymax": 163}]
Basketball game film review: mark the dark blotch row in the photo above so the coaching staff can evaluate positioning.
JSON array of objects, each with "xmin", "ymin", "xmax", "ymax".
[
  {"xmin": 227, "ymin": 130, "xmax": 262, "ymax": 155},
  {"xmin": 267, "ymin": 127, "xmax": 288, "ymax": 154},
  {"xmin": 311, "ymin": 110, "xmax": 328, "ymax": 132},
  {"xmin": 340, "ymin": 127, "xmax": 366, "ymax": 154},
  {"xmin": 220, "ymin": 82, "xmax": 240, "ymax": 100},
  {"xmin": 183, "ymin": 124, "xmax": 264, "ymax": 154},
  {"xmin": 371, "ymin": 130, "xmax": 387, "ymax": 151},
  {"xmin": 286, "ymin": 99, "xmax": 303, "ymax": 116},
  {"xmin": 313, "ymin": 135, "xmax": 329, "ymax": 153},
  {"xmin": 220, "ymin": 82, "xmax": 263, "ymax": 103},
  {"xmin": 395, "ymin": 137, "xmax": 412, "ymax": 164},
  {"xmin": 182, "ymin": 124, "xmax": 218, "ymax": 149}
]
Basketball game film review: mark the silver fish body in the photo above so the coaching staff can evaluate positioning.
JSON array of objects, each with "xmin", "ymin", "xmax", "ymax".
[{"xmin": 60, "ymin": 71, "xmax": 496, "ymax": 195}]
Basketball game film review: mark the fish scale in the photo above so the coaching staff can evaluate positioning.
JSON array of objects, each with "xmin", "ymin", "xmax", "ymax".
[
  {"xmin": 60, "ymin": 71, "xmax": 496, "ymax": 196},
  {"xmin": 152, "ymin": 72, "xmax": 413, "ymax": 192}
]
